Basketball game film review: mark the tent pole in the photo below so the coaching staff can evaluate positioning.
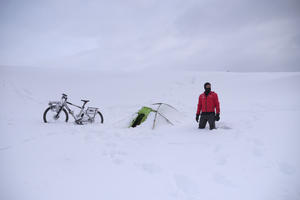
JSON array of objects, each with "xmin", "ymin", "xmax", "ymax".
[
  {"xmin": 152, "ymin": 105, "xmax": 161, "ymax": 129},
  {"xmin": 157, "ymin": 111, "xmax": 174, "ymax": 125}
]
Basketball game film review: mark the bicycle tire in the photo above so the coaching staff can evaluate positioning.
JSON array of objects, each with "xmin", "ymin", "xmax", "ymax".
[
  {"xmin": 43, "ymin": 106, "xmax": 69, "ymax": 123},
  {"xmin": 96, "ymin": 111, "xmax": 104, "ymax": 123}
]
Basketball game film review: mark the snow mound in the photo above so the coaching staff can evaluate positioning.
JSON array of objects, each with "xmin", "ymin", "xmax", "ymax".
[{"xmin": 0, "ymin": 66, "xmax": 300, "ymax": 200}]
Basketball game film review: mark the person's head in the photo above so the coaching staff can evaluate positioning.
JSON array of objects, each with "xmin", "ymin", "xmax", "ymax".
[
  {"xmin": 204, "ymin": 82, "xmax": 211, "ymax": 94},
  {"xmin": 204, "ymin": 82, "xmax": 211, "ymax": 89}
]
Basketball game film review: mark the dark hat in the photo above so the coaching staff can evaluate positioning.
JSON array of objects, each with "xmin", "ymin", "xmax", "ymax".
[{"xmin": 204, "ymin": 82, "xmax": 211, "ymax": 89}]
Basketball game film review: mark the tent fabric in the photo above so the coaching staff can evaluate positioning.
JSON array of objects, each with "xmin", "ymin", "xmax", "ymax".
[{"xmin": 130, "ymin": 106, "xmax": 153, "ymax": 127}]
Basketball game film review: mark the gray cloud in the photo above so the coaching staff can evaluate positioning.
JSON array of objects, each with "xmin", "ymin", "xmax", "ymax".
[{"xmin": 0, "ymin": 0, "xmax": 299, "ymax": 71}]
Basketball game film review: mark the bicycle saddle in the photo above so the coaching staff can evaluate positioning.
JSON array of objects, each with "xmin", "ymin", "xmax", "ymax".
[{"xmin": 81, "ymin": 99, "xmax": 90, "ymax": 103}]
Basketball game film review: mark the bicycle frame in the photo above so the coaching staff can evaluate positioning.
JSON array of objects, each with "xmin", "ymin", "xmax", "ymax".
[{"xmin": 53, "ymin": 94, "xmax": 95, "ymax": 122}]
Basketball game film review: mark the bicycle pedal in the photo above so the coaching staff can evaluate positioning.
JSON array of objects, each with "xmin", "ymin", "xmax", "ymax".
[{"xmin": 75, "ymin": 120, "xmax": 83, "ymax": 125}]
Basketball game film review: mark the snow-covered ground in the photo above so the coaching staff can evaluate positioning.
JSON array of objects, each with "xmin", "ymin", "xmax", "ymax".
[{"xmin": 0, "ymin": 66, "xmax": 300, "ymax": 200}]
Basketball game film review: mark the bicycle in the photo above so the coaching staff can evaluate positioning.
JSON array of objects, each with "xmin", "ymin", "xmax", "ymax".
[{"xmin": 43, "ymin": 93, "xmax": 104, "ymax": 124}]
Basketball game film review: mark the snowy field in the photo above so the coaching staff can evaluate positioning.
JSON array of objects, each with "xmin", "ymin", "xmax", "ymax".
[{"xmin": 1, "ymin": 66, "xmax": 300, "ymax": 200}]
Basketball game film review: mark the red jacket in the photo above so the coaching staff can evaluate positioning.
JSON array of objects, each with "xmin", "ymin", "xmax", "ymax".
[{"xmin": 197, "ymin": 91, "xmax": 220, "ymax": 115}]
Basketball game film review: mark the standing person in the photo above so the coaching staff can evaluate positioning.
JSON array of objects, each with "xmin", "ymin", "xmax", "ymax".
[{"xmin": 196, "ymin": 82, "xmax": 220, "ymax": 130}]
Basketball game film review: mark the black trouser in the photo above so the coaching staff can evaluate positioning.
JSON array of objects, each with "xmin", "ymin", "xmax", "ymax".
[{"xmin": 199, "ymin": 112, "xmax": 216, "ymax": 130}]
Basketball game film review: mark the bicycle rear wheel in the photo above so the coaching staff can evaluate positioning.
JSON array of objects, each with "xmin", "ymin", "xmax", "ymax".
[
  {"xmin": 43, "ymin": 107, "xmax": 69, "ymax": 123},
  {"xmin": 95, "ymin": 111, "xmax": 104, "ymax": 123}
]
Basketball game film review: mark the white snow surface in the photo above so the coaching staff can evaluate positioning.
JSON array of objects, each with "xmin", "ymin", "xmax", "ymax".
[{"xmin": 0, "ymin": 66, "xmax": 300, "ymax": 200}]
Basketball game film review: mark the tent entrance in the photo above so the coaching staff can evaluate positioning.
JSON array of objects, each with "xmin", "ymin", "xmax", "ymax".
[
  {"xmin": 131, "ymin": 114, "xmax": 145, "ymax": 127},
  {"xmin": 130, "ymin": 107, "xmax": 153, "ymax": 128}
]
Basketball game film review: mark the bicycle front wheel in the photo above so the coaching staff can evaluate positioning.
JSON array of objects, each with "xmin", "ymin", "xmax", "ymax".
[{"xmin": 43, "ymin": 107, "xmax": 69, "ymax": 123}]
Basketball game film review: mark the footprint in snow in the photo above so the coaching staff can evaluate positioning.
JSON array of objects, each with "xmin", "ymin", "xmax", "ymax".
[
  {"xmin": 215, "ymin": 157, "xmax": 227, "ymax": 166},
  {"xmin": 136, "ymin": 163, "xmax": 162, "ymax": 174},
  {"xmin": 252, "ymin": 147, "xmax": 264, "ymax": 157},
  {"xmin": 278, "ymin": 162, "xmax": 295, "ymax": 175},
  {"xmin": 213, "ymin": 172, "xmax": 236, "ymax": 188},
  {"xmin": 249, "ymin": 138, "xmax": 264, "ymax": 157},
  {"xmin": 213, "ymin": 144, "xmax": 222, "ymax": 153},
  {"xmin": 102, "ymin": 149, "xmax": 128, "ymax": 165},
  {"xmin": 173, "ymin": 174, "xmax": 200, "ymax": 196},
  {"xmin": 0, "ymin": 146, "xmax": 12, "ymax": 151},
  {"xmin": 217, "ymin": 125, "xmax": 232, "ymax": 130},
  {"xmin": 112, "ymin": 158, "xmax": 123, "ymax": 165}
]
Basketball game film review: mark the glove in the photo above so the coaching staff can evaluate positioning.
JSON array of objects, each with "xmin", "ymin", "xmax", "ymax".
[
  {"xmin": 215, "ymin": 113, "xmax": 220, "ymax": 121},
  {"xmin": 196, "ymin": 114, "xmax": 200, "ymax": 122}
]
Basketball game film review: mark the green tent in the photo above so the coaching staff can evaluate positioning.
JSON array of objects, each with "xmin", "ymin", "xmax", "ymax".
[{"xmin": 129, "ymin": 103, "xmax": 179, "ymax": 129}]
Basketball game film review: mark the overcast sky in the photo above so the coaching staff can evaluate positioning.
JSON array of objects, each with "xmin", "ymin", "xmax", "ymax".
[{"xmin": 0, "ymin": 0, "xmax": 300, "ymax": 71}]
